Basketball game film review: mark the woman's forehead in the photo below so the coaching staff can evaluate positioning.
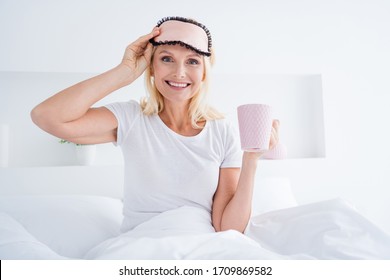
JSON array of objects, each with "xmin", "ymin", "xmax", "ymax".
[{"xmin": 155, "ymin": 45, "xmax": 202, "ymax": 57}]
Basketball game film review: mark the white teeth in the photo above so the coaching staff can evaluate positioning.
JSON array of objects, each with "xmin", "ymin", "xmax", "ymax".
[{"xmin": 168, "ymin": 81, "xmax": 188, "ymax": 88}]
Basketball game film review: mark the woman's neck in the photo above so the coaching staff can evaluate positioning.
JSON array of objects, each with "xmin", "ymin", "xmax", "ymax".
[{"xmin": 158, "ymin": 101, "xmax": 204, "ymax": 136}]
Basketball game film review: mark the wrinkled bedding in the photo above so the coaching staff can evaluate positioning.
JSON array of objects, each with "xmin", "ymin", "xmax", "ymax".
[
  {"xmin": 84, "ymin": 205, "xmax": 284, "ymax": 259},
  {"xmin": 1, "ymin": 198, "xmax": 389, "ymax": 260}
]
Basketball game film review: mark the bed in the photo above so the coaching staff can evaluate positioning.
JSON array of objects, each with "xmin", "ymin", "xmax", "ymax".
[{"xmin": 1, "ymin": 173, "xmax": 389, "ymax": 260}]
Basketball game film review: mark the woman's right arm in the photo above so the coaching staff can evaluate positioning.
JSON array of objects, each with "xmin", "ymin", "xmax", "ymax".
[{"xmin": 31, "ymin": 28, "xmax": 159, "ymax": 144}]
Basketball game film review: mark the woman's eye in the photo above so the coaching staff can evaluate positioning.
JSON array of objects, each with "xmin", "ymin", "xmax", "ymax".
[
  {"xmin": 188, "ymin": 59, "xmax": 200, "ymax": 65},
  {"xmin": 161, "ymin": 56, "xmax": 173, "ymax": 63}
]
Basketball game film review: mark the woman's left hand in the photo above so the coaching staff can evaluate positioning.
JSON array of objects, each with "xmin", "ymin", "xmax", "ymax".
[
  {"xmin": 269, "ymin": 119, "xmax": 280, "ymax": 151},
  {"xmin": 244, "ymin": 119, "xmax": 280, "ymax": 161}
]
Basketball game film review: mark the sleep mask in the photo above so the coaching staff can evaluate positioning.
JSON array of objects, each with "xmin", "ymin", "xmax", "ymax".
[{"xmin": 150, "ymin": 16, "xmax": 212, "ymax": 57}]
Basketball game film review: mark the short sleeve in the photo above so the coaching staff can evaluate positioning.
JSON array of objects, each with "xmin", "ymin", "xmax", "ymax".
[
  {"xmin": 104, "ymin": 100, "xmax": 141, "ymax": 146},
  {"xmin": 220, "ymin": 121, "xmax": 242, "ymax": 168}
]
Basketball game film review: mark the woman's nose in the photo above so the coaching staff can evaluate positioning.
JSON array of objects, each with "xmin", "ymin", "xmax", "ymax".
[{"xmin": 173, "ymin": 63, "xmax": 186, "ymax": 79}]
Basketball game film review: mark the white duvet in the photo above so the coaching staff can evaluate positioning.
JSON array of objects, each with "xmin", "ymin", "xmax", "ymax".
[
  {"xmin": 84, "ymin": 205, "xmax": 284, "ymax": 260},
  {"xmin": 1, "ymin": 198, "xmax": 389, "ymax": 260}
]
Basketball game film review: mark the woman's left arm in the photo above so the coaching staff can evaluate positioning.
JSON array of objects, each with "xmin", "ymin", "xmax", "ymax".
[
  {"xmin": 212, "ymin": 120, "xmax": 279, "ymax": 233},
  {"xmin": 211, "ymin": 153, "xmax": 258, "ymax": 232}
]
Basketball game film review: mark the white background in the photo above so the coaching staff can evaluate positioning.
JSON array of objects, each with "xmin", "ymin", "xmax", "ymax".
[{"xmin": 1, "ymin": 0, "xmax": 390, "ymax": 233}]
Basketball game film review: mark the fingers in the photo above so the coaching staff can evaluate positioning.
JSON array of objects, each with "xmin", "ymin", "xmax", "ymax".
[
  {"xmin": 126, "ymin": 27, "xmax": 160, "ymax": 58},
  {"xmin": 272, "ymin": 119, "xmax": 280, "ymax": 132},
  {"xmin": 134, "ymin": 27, "xmax": 160, "ymax": 48},
  {"xmin": 151, "ymin": 26, "xmax": 160, "ymax": 37},
  {"xmin": 143, "ymin": 42, "xmax": 155, "ymax": 62},
  {"xmin": 120, "ymin": 28, "xmax": 161, "ymax": 78},
  {"xmin": 269, "ymin": 119, "xmax": 280, "ymax": 150}
]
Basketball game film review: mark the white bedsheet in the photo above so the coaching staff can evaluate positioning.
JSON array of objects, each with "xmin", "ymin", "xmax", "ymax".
[
  {"xmin": 84, "ymin": 205, "xmax": 284, "ymax": 260},
  {"xmin": 1, "ymin": 198, "xmax": 389, "ymax": 260},
  {"xmin": 245, "ymin": 199, "xmax": 390, "ymax": 259},
  {"xmin": 85, "ymin": 199, "xmax": 390, "ymax": 260}
]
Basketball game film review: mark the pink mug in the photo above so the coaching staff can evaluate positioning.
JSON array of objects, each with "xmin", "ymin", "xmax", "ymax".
[{"xmin": 237, "ymin": 104, "xmax": 273, "ymax": 152}]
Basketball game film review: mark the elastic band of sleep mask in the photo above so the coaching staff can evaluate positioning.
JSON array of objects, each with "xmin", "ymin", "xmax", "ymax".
[{"xmin": 149, "ymin": 16, "xmax": 212, "ymax": 57}]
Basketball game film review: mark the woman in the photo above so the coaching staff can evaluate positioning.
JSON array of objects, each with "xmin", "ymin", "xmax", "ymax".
[{"xmin": 31, "ymin": 16, "xmax": 279, "ymax": 234}]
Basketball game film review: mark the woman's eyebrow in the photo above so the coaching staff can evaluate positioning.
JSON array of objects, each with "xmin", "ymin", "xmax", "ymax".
[
  {"xmin": 190, "ymin": 53, "xmax": 202, "ymax": 59},
  {"xmin": 158, "ymin": 50, "xmax": 172, "ymax": 55}
]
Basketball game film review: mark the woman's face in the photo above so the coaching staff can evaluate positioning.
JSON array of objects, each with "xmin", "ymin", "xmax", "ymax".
[{"xmin": 152, "ymin": 45, "xmax": 205, "ymax": 104}]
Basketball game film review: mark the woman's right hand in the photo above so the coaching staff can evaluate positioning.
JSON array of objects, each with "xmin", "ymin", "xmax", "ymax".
[{"xmin": 121, "ymin": 27, "xmax": 160, "ymax": 81}]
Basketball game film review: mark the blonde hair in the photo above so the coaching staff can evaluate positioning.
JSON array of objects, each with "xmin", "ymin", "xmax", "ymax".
[{"xmin": 140, "ymin": 48, "xmax": 224, "ymax": 129}]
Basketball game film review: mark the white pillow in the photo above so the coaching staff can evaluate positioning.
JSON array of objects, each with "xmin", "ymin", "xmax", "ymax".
[
  {"xmin": 251, "ymin": 177, "xmax": 298, "ymax": 215},
  {"xmin": 0, "ymin": 195, "xmax": 123, "ymax": 259},
  {"xmin": 0, "ymin": 212, "xmax": 66, "ymax": 259}
]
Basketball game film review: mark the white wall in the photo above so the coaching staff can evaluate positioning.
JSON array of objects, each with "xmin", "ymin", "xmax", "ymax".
[{"xmin": 1, "ymin": 0, "xmax": 390, "ymax": 232}]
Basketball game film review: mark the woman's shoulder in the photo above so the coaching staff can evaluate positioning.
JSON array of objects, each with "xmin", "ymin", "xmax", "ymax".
[
  {"xmin": 209, "ymin": 117, "xmax": 234, "ymax": 128},
  {"xmin": 207, "ymin": 118, "xmax": 240, "ymax": 150},
  {"xmin": 116, "ymin": 99, "xmax": 141, "ymax": 108},
  {"xmin": 208, "ymin": 117, "xmax": 237, "ymax": 135},
  {"xmin": 104, "ymin": 99, "xmax": 143, "ymax": 124},
  {"xmin": 105, "ymin": 99, "xmax": 141, "ymax": 112}
]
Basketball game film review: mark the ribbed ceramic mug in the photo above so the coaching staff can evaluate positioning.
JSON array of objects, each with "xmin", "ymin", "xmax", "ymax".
[{"xmin": 237, "ymin": 104, "xmax": 273, "ymax": 152}]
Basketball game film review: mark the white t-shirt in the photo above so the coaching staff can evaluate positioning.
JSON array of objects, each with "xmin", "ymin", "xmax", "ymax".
[{"xmin": 105, "ymin": 100, "xmax": 242, "ymax": 232}]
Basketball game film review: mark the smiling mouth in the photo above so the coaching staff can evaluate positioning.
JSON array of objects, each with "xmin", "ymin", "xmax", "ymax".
[{"xmin": 166, "ymin": 81, "xmax": 190, "ymax": 88}]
